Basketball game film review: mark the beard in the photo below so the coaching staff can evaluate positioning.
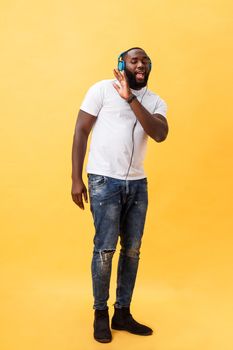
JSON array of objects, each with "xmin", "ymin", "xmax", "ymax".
[{"xmin": 124, "ymin": 68, "xmax": 150, "ymax": 89}]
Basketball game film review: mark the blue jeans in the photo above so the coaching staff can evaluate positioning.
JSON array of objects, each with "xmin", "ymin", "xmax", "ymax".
[{"xmin": 88, "ymin": 174, "xmax": 148, "ymax": 310}]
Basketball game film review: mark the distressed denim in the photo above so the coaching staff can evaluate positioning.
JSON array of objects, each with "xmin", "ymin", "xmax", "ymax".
[{"xmin": 88, "ymin": 174, "xmax": 148, "ymax": 310}]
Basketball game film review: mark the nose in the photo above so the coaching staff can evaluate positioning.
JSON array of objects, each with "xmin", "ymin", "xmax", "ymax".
[
  {"xmin": 136, "ymin": 60, "xmax": 146, "ymax": 70},
  {"xmin": 137, "ymin": 60, "xmax": 144, "ymax": 67}
]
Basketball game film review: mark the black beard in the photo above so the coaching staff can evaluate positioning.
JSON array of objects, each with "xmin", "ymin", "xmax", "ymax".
[{"xmin": 124, "ymin": 68, "xmax": 149, "ymax": 89}]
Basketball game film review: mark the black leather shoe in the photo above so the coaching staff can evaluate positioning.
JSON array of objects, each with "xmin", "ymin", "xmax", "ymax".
[
  {"xmin": 94, "ymin": 308, "xmax": 112, "ymax": 343},
  {"xmin": 111, "ymin": 306, "xmax": 153, "ymax": 336}
]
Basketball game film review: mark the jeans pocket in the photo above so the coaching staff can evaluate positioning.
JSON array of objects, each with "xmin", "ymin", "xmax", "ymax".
[
  {"xmin": 88, "ymin": 174, "xmax": 107, "ymax": 189},
  {"xmin": 138, "ymin": 178, "xmax": 148, "ymax": 193}
]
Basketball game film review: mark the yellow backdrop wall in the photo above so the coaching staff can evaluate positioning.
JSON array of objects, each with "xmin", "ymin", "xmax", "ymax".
[{"xmin": 1, "ymin": 1, "xmax": 232, "ymax": 349}]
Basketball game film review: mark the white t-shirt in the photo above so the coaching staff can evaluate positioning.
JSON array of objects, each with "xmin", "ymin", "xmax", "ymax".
[{"xmin": 80, "ymin": 79, "xmax": 167, "ymax": 180}]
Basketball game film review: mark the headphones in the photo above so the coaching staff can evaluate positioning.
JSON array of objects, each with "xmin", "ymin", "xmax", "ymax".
[{"xmin": 118, "ymin": 47, "xmax": 152, "ymax": 71}]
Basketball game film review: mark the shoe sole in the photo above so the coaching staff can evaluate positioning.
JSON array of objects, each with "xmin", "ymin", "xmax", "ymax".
[
  {"xmin": 94, "ymin": 337, "xmax": 112, "ymax": 343},
  {"xmin": 111, "ymin": 325, "xmax": 153, "ymax": 336}
]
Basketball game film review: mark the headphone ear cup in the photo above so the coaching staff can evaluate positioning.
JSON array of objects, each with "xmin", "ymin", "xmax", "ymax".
[{"xmin": 118, "ymin": 60, "xmax": 125, "ymax": 71}]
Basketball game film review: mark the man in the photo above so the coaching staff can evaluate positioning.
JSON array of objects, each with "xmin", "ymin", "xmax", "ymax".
[{"xmin": 71, "ymin": 47, "xmax": 168, "ymax": 343}]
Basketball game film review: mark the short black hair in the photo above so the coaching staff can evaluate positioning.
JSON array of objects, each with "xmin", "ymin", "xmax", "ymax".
[{"xmin": 121, "ymin": 47, "xmax": 145, "ymax": 59}]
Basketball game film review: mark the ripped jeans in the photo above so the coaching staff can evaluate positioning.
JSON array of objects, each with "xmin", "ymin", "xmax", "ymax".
[{"xmin": 88, "ymin": 174, "xmax": 148, "ymax": 310}]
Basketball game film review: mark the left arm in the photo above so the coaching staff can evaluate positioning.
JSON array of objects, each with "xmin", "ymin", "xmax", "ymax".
[
  {"xmin": 113, "ymin": 69, "xmax": 169, "ymax": 142},
  {"xmin": 127, "ymin": 98, "xmax": 168, "ymax": 142}
]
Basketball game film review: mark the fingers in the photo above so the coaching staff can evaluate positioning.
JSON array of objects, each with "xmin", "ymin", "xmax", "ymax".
[
  {"xmin": 112, "ymin": 82, "xmax": 120, "ymax": 92},
  {"xmin": 122, "ymin": 70, "xmax": 127, "ymax": 80},
  {"xmin": 113, "ymin": 68, "xmax": 125, "ymax": 91},
  {"xmin": 71, "ymin": 193, "xmax": 80, "ymax": 207},
  {"xmin": 71, "ymin": 181, "xmax": 88, "ymax": 210},
  {"xmin": 71, "ymin": 192, "xmax": 85, "ymax": 210},
  {"xmin": 83, "ymin": 189, "xmax": 88, "ymax": 203},
  {"xmin": 113, "ymin": 68, "xmax": 124, "ymax": 81},
  {"xmin": 77, "ymin": 193, "xmax": 84, "ymax": 210}
]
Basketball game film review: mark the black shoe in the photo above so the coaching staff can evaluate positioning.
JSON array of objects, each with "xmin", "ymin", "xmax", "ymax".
[
  {"xmin": 94, "ymin": 308, "xmax": 112, "ymax": 343},
  {"xmin": 111, "ymin": 306, "xmax": 153, "ymax": 336}
]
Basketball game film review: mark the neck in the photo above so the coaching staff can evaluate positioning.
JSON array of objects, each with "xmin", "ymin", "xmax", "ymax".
[
  {"xmin": 130, "ymin": 85, "xmax": 147, "ymax": 91},
  {"xmin": 130, "ymin": 85, "xmax": 146, "ymax": 91}
]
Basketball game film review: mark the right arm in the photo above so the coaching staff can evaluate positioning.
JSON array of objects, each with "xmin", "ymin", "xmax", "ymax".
[{"xmin": 71, "ymin": 110, "xmax": 96, "ymax": 209}]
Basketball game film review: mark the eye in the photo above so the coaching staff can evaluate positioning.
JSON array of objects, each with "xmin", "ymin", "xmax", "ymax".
[{"xmin": 131, "ymin": 59, "xmax": 137, "ymax": 64}]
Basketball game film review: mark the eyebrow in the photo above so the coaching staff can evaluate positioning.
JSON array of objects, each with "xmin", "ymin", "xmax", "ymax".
[{"xmin": 130, "ymin": 56, "xmax": 149, "ymax": 59}]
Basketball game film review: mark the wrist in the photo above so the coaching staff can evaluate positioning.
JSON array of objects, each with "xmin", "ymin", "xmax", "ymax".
[
  {"xmin": 126, "ymin": 94, "xmax": 137, "ymax": 104},
  {"xmin": 72, "ymin": 175, "xmax": 83, "ymax": 183}
]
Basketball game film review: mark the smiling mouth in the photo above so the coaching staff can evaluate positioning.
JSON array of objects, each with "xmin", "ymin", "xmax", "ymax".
[{"xmin": 135, "ymin": 72, "xmax": 145, "ymax": 80}]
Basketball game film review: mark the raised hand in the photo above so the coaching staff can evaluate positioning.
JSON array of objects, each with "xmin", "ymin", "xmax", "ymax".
[{"xmin": 112, "ymin": 69, "xmax": 131, "ymax": 100}]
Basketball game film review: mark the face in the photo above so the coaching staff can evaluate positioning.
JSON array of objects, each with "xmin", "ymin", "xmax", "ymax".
[{"xmin": 124, "ymin": 49, "xmax": 151, "ymax": 90}]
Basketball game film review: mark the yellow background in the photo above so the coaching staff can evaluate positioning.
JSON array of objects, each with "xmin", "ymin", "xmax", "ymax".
[{"xmin": 1, "ymin": 0, "xmax": 232, "ymax": 349}]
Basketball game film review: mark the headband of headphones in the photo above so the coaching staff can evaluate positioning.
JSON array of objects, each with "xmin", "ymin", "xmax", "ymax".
[{"xmin": 118, "ymin": 47, "xmax": 152, "ymax": 71}]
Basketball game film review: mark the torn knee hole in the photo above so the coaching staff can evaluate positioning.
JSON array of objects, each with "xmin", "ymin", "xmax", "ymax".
[{"xmin": 99, "ymin": 249, "xmax": 115, "ymax": 263}]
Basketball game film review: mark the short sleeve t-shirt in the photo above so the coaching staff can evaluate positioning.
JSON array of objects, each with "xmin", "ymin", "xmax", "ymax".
[{"xmin": 80, "ymin": 79, "xmax": 167, "ymax": 180}]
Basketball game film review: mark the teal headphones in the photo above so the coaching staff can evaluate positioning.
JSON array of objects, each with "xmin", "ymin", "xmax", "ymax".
[{"xmin": 118, "ymin": 47, "xmax": 152, "ymax": 71}]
